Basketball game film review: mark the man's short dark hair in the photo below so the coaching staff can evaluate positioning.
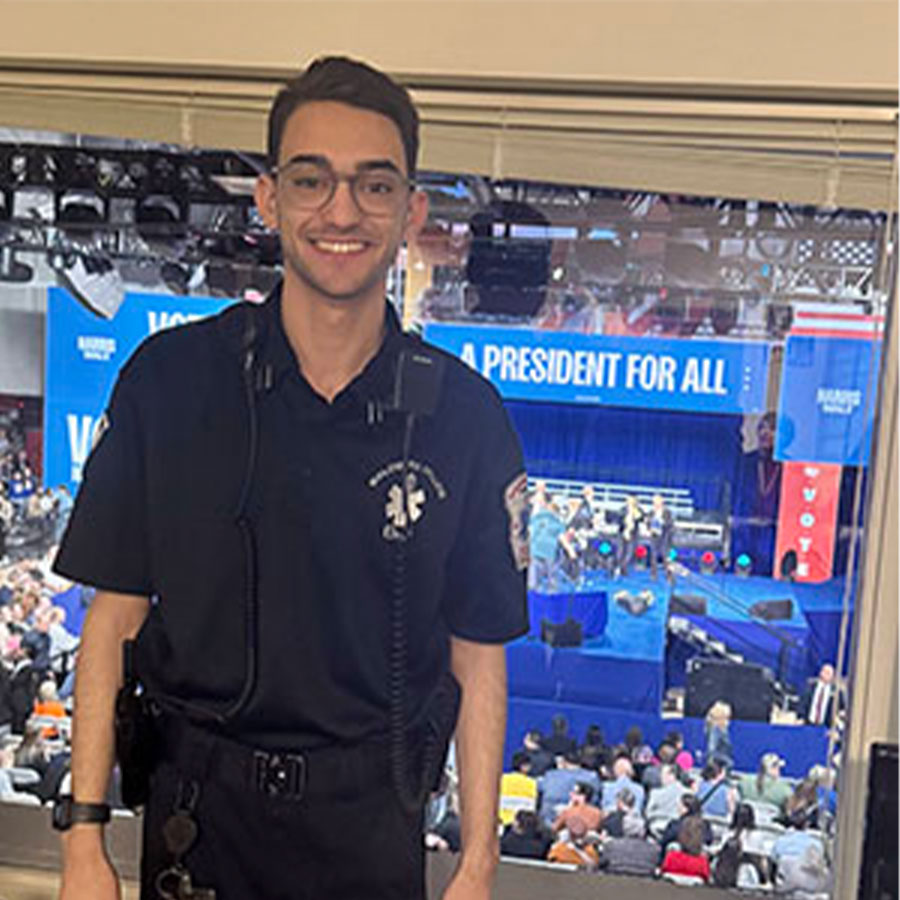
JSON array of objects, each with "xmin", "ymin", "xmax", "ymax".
[
  {"xmin": 267, "ymin": 56, "xmax": 419, "ymax": 177},
  {"xmin": 573, "ymin": 781, "xmax": 594, "ymax": 803},
  {"xmin": 511, "ymin": 751, "xmax": 531, "ymax": 772}
]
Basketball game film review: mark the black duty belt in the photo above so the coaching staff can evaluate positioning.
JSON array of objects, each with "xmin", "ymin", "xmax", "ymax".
[{"xmin": 157, "ymin": 716, "xmax": 398, "ymax": 803}]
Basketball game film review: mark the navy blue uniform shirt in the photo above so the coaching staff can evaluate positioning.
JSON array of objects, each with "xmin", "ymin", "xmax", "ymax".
[{"xmin": 55, "ymin": 288, "xmax": 529, "ymax": 749}]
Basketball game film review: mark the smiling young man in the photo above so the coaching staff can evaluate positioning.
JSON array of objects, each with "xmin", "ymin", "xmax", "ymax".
[{"xmin": 55, "ymin": 57, "xmax": 529, "ymax": 900}]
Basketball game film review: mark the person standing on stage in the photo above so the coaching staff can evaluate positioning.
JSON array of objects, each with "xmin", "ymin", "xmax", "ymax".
[
  {"xmin": 647, "ymin": 493, "xmax": 674, "ymax": 580},
  {"xmin": 617, "ymin": 494, "xmax": 645, "ymax": 576},
  {"xmin": 55, "ymin": 56, "xmax": 529, "ymax": 900}
]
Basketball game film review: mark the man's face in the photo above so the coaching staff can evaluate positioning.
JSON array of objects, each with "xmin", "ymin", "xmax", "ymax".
[
  {"xmin": 820, "ymin": 664, "xmax": 835, "ymax": 683},
  {"xmin": 256, "ymin": 100, "xmax": 427, "ymax": 304}
]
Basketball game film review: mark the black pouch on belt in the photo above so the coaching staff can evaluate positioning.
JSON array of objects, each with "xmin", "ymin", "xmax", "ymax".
[
  {"xmin": 422, "ymin": 670, "xmax": 462, "ymax": 791},
  {"xmin": 114, "ymin": 640, "xmax": 158, "ymax": 809}
]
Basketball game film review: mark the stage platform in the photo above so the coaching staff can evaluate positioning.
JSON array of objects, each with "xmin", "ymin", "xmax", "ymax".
[
  {"xmin": 509, "ymin": 568, "xmax": 853, "ymax": 722},
  {"xmin": 510, "ymin": 572, "xmax": 669, "ymax": 713}
]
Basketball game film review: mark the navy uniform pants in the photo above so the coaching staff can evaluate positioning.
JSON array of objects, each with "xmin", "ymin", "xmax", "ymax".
[{"xmin": 140, "ymin": 723, "xmax": 426, "ymax": 900}]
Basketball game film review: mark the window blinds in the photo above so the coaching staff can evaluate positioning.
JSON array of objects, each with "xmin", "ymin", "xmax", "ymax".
[{"xmin": 0, "ymin": 67, "xmax": 895, "ymax": 209}]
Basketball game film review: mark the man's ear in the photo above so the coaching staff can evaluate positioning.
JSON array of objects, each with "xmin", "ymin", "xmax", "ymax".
[
  {"xmin": 254, "ymin": 172, "xmax": 278, "ymax": 230},
  {"xmin": 404, "ymin": 188, "xmax": 429, "ymax": 241}
]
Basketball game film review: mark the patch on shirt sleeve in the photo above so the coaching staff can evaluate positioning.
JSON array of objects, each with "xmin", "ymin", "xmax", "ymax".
[{"xmin": 504, "ymin": 472, "xmax": 530, "ymax": 571}]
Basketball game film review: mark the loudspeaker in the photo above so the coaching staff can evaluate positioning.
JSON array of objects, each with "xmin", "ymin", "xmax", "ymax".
[
  {"xmin": 540, "ymin": 617, "xmax": 583, "ymax": 648},
  {"xmin": 685, "ymin": 658, "xmax": 774, "ymax": 722},
  {"xmin": 614, "ymin": 589, "xmax": 654, "ymax": 617},
  {"xmin": 858, "ymin": 742, "xmax": 898, "ymax": 900},
  {"xmin": 670, "ymin": 593, "xmax": 708, "ymax": 616},
  {"xmin": 748, "ymin": 599, "xmax": 794, "ymax": 621}
]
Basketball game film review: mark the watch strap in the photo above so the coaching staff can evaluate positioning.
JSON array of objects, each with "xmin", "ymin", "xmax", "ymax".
[
  {"xmin": 53, "ymin": 796, "xmax": 112, "ymax": 830},
  {"xmin": 70, "ymin": 801, "xmax": 111, "ymax": 825}
]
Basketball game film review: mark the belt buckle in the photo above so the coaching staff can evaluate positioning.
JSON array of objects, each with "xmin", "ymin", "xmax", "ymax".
[{"xmin": 253, "ymin": 751, "xmax": 306, "ymax": 799}]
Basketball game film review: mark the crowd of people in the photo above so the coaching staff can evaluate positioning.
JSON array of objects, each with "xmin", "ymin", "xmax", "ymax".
[
  {"xmin": 427, "ymin": 714, "xmax": 836, "ymax": 895},
  {"xmin": 0, "ymin": 551, "xmax": 80, "ymax": 808},
  {"xmin": 0, "ymin": 434, "xmax": 73, "ymax": 565}
]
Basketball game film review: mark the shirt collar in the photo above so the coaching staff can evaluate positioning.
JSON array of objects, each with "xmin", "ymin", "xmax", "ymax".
[{"xmin": 258, "ymin": 282, "xmax": 407, "ymax": 405}]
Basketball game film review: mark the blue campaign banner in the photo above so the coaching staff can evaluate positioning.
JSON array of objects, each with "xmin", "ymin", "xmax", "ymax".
[
  {"xmin": 44, "ymin": 287, "xmax": 237, "ymax": 491},
  {"xmin": 422, "ymin": 323, "xmax": 770, "ymax": 414},
  {"xmin": 775, "ymin": 335, "xmax": 882, "ymax": 467}
]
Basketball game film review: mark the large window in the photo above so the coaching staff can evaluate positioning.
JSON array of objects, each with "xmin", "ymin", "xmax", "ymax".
[{"xmin": 0, "ymin": 129, "xmax": 894, "ymax": 897}]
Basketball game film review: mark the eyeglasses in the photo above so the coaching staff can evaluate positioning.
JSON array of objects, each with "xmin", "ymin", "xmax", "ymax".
[{"xmin": 271, "ymin": 159, "xmax": 412, "ymax": 216}]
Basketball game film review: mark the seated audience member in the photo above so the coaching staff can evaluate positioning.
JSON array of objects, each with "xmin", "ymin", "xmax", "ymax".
[
  {"xmin": 12, "ymin": 719, "xmax": 49, "ymax": 778},
  {"xmin": 696, "ymin": 760, "xmax": 732, "ymax": 818},
  {"xmin": 774, "ymin": 841, "xmax": 831, "ymax": 895},
  {"xmin": 601, "ymin": 756, "xmax": 646, "ymax": 812},
  {"xmin": 712, "ymin": 802, "xmax": 768, "ymax": 888},
  {"xmin": 661, "ymin": 815, "xmax": 711, "ymax": 882},
  {"xmin": 552, "ymin": 781, "xmax": 603, "ymax": 834},
  {"xmin": 581, "ymin": 724, "xmax": 606, "ymax": 754},
  {"xmin": 665, "ymin": 730, "xmax": 694, "ymax": 772},
  {"xmin": 7, "ymin": 643, "xmax": 43, "ymax": 733},
  {"xmin": 782, "ymin": 778, "xmax": 823, "ymax": 830},
  {"xmin": 33, "ymin": 678, "xmax": 66, "ymax": 738},
  {"xmin": 808, "ymin": 764, "xmax": 838, "ymax": 819},
  {"xmin": 658, "ymin": 794, "xmax": 713, "ymax": 859},
  {"xmin": 600, "ymin": 787, "xmax": 644, "ymax": 839},
  {"xmin": 20, "ymin": 611, "xmax": 53, "ymax": 678},
  {"xmin": 538, "ymin": 749, "xmax": 601, "ymax": 828},
  {"xmin": 500, "ymin": 810, "xmax": 552, "ymax": 861},
  {"xmin": 597, "ymin": 813, "xmax": 659, "ymax": 877},
  {"xmin": 705, "ymin": 700, "xmax": 734, "ymax": 771},
  {"xmin": 499, "ymin": 751, "xmax": 538, "ymax": 826},
  {"xmin": 624, "ymin": 725, "xmax": 652, "ymax": 764},
  {"xmin": 522, "ymin": 730, "xmax": 554, "ymax": 776},
  {"xmin": 424, "ymin": 785, "xmax": 460, "ymax": 853},
  {"xmin": 0, "ymin": 747, "xmax": 40, "ymax": 806},
  {"xmin": 645, "ymin": 764, "xmax": 687, "ymax": 827},
  {"xmin": 47, "ymin": 606, "xmax": 78, "ymax": 677},
  {"xmin": 642, "ymin": 740, "xmax": 676, "ymax": 789},
  {"xmin": 543, "ymin": 713, "xmax": 578, "ymax": 758},
  {"xmin": 771, "ymin": 821, "xmax": 827, "ymax": 890},
  {"xmin": 738, "ymin": 752, "xmax": 793, "ymax": 814},
  {"xmin": 547, "ymin": 817, "xmax": 600, "ymax": 869}
]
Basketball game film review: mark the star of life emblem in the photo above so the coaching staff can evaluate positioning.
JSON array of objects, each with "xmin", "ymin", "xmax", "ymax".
[
  {"xmin": 368, "ymin": 458, "xmax": 448, "ymax": 543},
  {"xmin": 385, "ymin": 473, "xmax": 426, "ymax": 531}
]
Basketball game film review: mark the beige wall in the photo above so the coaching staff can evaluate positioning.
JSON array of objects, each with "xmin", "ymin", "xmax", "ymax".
[{"xmin": 0, "ymin": 1, "xmax": 896, "ymax": 98}]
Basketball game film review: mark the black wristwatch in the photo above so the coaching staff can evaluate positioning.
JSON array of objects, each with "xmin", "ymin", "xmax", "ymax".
[{"xmin": 52, "ymin": 795, "xmax": 112, "ymax": 831}]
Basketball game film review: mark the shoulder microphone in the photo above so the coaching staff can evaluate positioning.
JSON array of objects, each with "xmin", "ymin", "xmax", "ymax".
[{"xmin": 367, "ymin": 347, "xmax": 445, "ymax": 425}]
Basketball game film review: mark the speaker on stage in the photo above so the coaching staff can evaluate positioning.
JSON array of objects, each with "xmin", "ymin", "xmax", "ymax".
[
  {"xmin": 614, "ymin": 589, "xmax": 654, "ymax": 617},
  {"xmin": 685, "ymin": 657, "xmax": 774, "ymax": 721},
  {"xmin": 670, "ymin": 593, "xmax": 708, "ymax": 616},
  {"xmin": 748, "ymin": 598, "xmax": 794, "ymax": 621},
  {"xmin": 540, "ymin": 617, "xmax": 583, "ymax": 648}
]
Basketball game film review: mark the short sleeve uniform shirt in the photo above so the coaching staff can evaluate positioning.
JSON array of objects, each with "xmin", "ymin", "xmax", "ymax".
[{"xmin": 55, "ymin": 289, "xmax": 529, "ymax": 749}]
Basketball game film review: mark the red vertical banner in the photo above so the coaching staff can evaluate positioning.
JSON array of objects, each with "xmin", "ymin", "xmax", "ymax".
[{"xmin": 774, "ymin": 461, "xmax": 842, "ymax": 582}]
